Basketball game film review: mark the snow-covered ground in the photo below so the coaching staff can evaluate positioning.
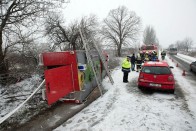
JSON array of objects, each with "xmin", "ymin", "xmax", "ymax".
[
  {"xmin": 0, "ymin": 75, "xmax": 41, "ymax": 117},
  {"xmin": 55, "ymin": 55, "xmax": 196, "ymax": 131},
  {"xmin": 0, "ymin": 53, "xmax": 196, "ymax": 130},
  {"xmin": 0, "ymin": 75, "xmax": 46, "ymax": 126}
]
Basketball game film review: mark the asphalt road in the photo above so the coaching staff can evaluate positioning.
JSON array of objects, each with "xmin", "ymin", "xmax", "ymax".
[{"xmin": 169, "ymin": 54, "xmax": 196, "ymax": 81}]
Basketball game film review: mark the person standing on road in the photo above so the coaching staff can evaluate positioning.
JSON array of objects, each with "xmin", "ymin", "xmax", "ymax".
[
  {"xmin": 161, "ymin": 50, "xmax": 166, "ymax": 60},
  {"xmin": 131, "ymin": 53, "xmax": 136, "ymax": 71},
  {"xmin": 122, "ymin": 56, "xmax": 131, "ymax": 83},
  {"xmin": 136, "ymin": 53, "xmax": 142, "ymax": 72},
  {"xmin": 151, "ymin": 51, "xmax": 157, "ymax": 61}
]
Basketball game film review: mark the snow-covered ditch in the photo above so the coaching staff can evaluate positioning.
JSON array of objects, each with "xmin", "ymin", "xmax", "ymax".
[{"xmin": 0, "ymin": 75, "xmax": 48, "ymax": 130}]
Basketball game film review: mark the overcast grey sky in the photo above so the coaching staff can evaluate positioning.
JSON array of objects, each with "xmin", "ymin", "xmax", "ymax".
[{"xmin": 63, "ymin": 0, "xmax": 196, "ymax": 48}]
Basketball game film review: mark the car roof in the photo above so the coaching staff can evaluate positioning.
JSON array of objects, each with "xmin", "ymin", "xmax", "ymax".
[{"xmin": 143, "ymin": 61, "xmax": 169, "ymax": 67}]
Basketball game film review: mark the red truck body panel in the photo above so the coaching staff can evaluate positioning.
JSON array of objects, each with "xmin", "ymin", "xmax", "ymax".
[{"xmin": 42, "ymin": 51, "xmax": 79, "ymax": 105}]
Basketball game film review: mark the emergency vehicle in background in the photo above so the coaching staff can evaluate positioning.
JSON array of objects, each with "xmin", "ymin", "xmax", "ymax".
[
  {"xmin": 39, "ymin": 50, "xmax": 108, "ymax": 105},
  {"xmin": 140, "ymin": 44, "xmax": 159, "ymax": 61},
  {"xmin": 168, "ymin": 47, "xmax": 178, "ymax": 55}
]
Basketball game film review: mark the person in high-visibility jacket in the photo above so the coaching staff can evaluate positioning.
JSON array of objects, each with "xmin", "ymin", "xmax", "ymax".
[{"xmin": 122, "ymin": 56, "xmax": 131, "ymax": 83}]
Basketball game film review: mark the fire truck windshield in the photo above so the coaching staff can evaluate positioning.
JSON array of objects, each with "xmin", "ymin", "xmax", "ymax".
[
  {"xmin": 169, "ymin": 48, "xmax": 177, "ymax": 51},
  {"xmin": 146, "ymin": 46, "xmax": 155, "ymax": 50}
]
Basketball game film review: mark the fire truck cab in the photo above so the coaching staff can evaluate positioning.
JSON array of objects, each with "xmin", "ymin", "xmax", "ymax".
[{"xmin": 140, "ymin": 44, "xmax": 159, "ymax": 61}]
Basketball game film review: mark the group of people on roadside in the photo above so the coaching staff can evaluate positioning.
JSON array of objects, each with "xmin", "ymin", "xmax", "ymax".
[
  {"xmin": 121, "ymin": 53, "xmax": 143, "ymax": 83},
  {"xmin": 122, "ymin": 50, "xmax": 167, "ymax": 83},
  {"xmin": 143, "ymin": 51, "xmax": 158, "ymax": 61}
]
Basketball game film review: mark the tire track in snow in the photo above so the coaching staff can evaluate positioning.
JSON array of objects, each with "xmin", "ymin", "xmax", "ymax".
[
  {"xmin": 55, "ymin": 68, "xmax": 196, "ymax": 131},
  {"xmin": 124, "ymin": 77, "xmax": 195, "ymax": 130},
  {"xmin": 58, "ymin": 86, "xmax": 121, "ymax": 130}
]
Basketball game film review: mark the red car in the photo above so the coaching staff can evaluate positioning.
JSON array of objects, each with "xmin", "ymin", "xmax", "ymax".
[{"xmin": 138, "ymin": 61, "xmax": 175, "ymax": 93}]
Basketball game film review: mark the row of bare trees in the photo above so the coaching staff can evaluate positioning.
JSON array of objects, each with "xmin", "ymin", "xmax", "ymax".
[
  {"xmin": 0, "ymin": 0, "xmax": 70, "ymax": 84},
  {"xmin": 0, "ymin": 4, "xmax": 142, "ymax": 85},
  {"xmin": 44, "ymin": 6, "xmax": 142, "ymax": 56},
  {"xmin": 168, "ymin": 37, "xmax": 194, "ymax": 52}
]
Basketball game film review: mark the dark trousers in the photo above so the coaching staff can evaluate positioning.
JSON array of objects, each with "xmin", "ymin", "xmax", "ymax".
[
  {"xmin": 131, "ymin": 63, "xmax": 135, "ymax": 71},
  {"xmin": 136, "ymin": 64, "xmax": 141, "ymax": 71},
  {"xmin": 123, "ymin": 72, "xmax": 129, "ymax": 82}
]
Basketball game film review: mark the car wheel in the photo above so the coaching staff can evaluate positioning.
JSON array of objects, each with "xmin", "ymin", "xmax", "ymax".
[
  {"xmin": 169, "ymin": 89, "xmax": 175, "ymax": 94},
  {"xmin": 138, "ymin": 86, "xmax": 142, "ymax": 90}
]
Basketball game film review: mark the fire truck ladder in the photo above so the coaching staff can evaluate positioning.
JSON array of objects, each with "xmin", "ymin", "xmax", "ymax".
[
  {"xmin": 90, "ymin": 35, "xmax": 114, "ymax": 85},
  {"xmin": 79, "ymin": 28, "xmax": 114, "ymax": 96}
]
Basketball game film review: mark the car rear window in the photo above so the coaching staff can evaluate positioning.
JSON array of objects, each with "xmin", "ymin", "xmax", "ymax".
[{"xmin": 141, "ymin": 66, "xmax": 171, "ymax": 75}]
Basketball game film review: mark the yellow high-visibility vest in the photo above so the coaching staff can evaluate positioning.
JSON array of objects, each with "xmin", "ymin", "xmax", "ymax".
[{"xmin": 122, "ymin": 58, "xmax": 131, "ymax": 68}]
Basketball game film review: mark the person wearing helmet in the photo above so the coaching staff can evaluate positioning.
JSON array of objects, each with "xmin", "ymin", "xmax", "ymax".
[
  {"xmin": 151, "ymin": 51, "xmax": 157, "ymax": 61},
  {"xmin": 144, "ymin": 54, "xmax": 149, "ymax": 61},
  {"xmin": 144, "ymin": 52, "xmax": 149, "ymax": 62},
  {"xmin": 121, "ymin": 56, "xmax": 131, "ymax": 83},
  {"xmin": 140, "ymin": 52, "xmax": 145, "ymax": 62}
]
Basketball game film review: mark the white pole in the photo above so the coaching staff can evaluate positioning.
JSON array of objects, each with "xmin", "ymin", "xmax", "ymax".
[{"xmin": 0, "ymin": 79, "xmax": 45, "ymax": 124}]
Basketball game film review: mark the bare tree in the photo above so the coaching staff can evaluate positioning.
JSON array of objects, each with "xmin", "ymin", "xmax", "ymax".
[
  {"xmin": 174, "ymin": 40, "xmax": 185, "ymax": 51},
  {"xmin": 143, "ymin": 25, "xmax": 159, "ymax": 45},
  {"xmin": 0, "ymin": 0, "xmax": 69, "ymax": 83},
  {"xmin": 169, "ymin": 37, "xmax": 194, "ymax": 53},
  {"xmin": 183, "ymin": 37, "xmax": 193, "ymax": 52},
  {"xmin": 101, "ymin": 6, "xmax": 141, "ymax": 57},
  {"xmin": 45, "ymin": 14, "xmax": 99, "ymax": 51},
  {"xmin": 45, "ymin": 13, "xmax": 70, "ymax": 51}
]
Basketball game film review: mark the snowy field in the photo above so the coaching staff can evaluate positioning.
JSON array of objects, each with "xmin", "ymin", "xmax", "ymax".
[{"xmin": 55, "ymin": 55, "xmax": 196, "ymax": 131}]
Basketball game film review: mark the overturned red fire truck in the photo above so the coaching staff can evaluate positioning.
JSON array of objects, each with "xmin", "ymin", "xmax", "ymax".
[{"xmin": 39, "ymin": 50, "xmax": 108, "ymax": 105}]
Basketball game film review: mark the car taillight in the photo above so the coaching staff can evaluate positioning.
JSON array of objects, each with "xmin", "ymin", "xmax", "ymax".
[
  {"xmin": 168, "ymin": 76, "xmax": 173, "ymax": 81},
  {"xmin": 139, "ymin": 74, "xmax": 144, "ymax": 79}
]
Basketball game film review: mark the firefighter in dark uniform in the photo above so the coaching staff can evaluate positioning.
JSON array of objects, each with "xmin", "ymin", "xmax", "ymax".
[
  {"xmin": 161, "ymin": 50, "xmax": 166, "ymax": 60},
  {"xmin": 131, "ymin": 53, "xmax": 136, "ymax": 71},
  {"xmin": 136, "ymin": 53, "xmax": 142, "ymax": 72},
  {"xmin": 122, "ymin": 56, "xmax": 131, "ymax": 83},
  {"xmin": 151, "ymin": 51, "xmax": 157, "ymax": 61}
]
